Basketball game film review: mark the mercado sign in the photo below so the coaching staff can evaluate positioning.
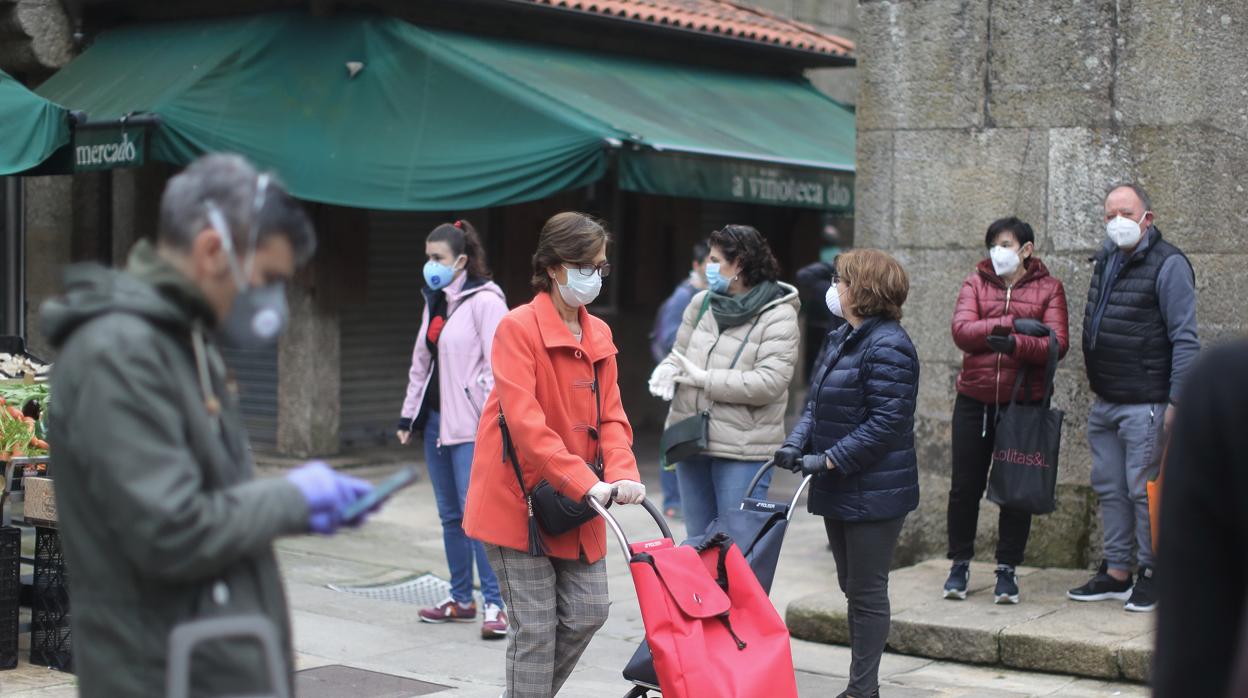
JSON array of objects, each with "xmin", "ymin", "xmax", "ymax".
[
  {"xmin": 619, "ymin": 148, "xmax": 854, "ymax": 213},
  {"xmin": 73, "ymin": 124, "xmax": 146, "ymax": 172}
]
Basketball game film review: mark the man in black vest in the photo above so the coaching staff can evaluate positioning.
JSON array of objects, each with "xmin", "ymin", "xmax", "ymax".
[{"xmin": 1068, "ymin": 182, "xmax": 1199, "ymax": 613}]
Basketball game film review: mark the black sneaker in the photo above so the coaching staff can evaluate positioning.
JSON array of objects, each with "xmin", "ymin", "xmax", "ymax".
[
  {"xmin": 994, "ymin": 564, "xmax": 1020, "ymax": 604},
  {"xmin": 943, "ymin": 560, "xmax": 970, "ymax": 600},
  {"xmin": 1067, "ymin": 560, "xmax": 1133, "ymax": 602},
  {"xmin": 1124, "ymin": 565, "xmax": 1156, "ymax": 613}
]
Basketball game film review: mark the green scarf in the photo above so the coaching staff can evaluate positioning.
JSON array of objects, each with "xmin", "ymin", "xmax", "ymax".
[{"xmin": 709, "ymin": 280, "xmax": 783, "ymax": 330}]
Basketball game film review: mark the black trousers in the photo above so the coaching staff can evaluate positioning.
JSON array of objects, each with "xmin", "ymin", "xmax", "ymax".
[
  {"xmin": 947, "ymin": 393, "xmax": 1033, "ymax": 566},
  {"xmin": 825, "ymin": 515, "xmax": 906, "ymax": 697}
]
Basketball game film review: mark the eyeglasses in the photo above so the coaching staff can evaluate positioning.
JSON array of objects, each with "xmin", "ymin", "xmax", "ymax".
[{"xmin": 564, "ymin": 262, "xmax": 612, "ymax": 279}]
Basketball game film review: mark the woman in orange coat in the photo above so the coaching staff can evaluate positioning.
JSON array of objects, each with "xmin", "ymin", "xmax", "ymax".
[{"xmin": 464, "ymin": 211, "xmax": 645, "ymax": 698}]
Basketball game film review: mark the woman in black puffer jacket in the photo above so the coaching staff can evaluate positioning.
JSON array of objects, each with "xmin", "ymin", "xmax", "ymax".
[{"xmin": 774, "ymin": 249, "xmax": 919, "ymax": 698}]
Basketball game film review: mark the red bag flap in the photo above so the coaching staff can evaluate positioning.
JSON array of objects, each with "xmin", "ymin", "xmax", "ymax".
[
  {"xmin": 648, "ymin": 546, "xmax": 731, "ymax": 619},
  {"xmin": 630, "ymin": 538, "xmax": 674, "ymax": 556}
]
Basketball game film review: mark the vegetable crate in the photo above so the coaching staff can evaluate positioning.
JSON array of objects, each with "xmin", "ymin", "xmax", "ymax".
[
  {"xmin": 0, "ymin": 525, "xmax": 18, "ymax": 670},
  {"xmin": 30, "ymin": 526, "xmax": 71, "ymax": 672}
]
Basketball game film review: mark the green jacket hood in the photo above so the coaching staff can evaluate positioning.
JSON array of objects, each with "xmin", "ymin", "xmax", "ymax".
[{"xmin": 41, "ymin": 241, "xmax": 215, "ymax": 350}]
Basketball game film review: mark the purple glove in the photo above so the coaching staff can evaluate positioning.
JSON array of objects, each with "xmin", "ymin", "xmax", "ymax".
[{"xmin": 286, "ymin": 462, "xmax": 374, "ymax": 534}]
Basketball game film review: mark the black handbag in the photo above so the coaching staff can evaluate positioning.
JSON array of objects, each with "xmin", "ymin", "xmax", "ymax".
[
  {"xmin": 501, "ymin": 364, "xmax": 605, "ymax": 555},
  {"xmin": 987, "ymin": 331, "xmax": 1064, "ymax": 515},
  {"xmin": 659, "ymin": 300, "xmax": 761, "ymax": 469}
]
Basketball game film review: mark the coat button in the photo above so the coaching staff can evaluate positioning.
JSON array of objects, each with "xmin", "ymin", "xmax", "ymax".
[{"xmin": 212, "ymin": 581, "xmax": 230, "ymax": 606}]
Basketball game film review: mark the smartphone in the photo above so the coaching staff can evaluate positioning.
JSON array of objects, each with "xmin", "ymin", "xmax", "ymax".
[
  {"xmin": 991, "ymin": 324, "xmax": 1012, "ymax": 337},
  {"xmin": 342, "ymin": 466, "xmax": 419, "ymax": 522}
]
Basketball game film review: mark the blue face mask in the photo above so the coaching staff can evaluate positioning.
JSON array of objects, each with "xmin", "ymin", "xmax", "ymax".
[
  {"xmin": 423, "ymin": 257, "xmax": 461, "ymax": 290},
  {"xmin": 704, "ymin": 262, "xmax": 733, "ymax": 294}
]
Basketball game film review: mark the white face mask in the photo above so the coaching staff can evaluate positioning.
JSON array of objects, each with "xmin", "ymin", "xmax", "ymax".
[
  {"xmin": 1106, "ymin": 211, "xmax": 1149, "ymax": 249},
  {"xmin": 825, "ymin": 284, "xmax": 844, "ymax": 319},
  {"xmin": 990, "ymin": 245, "xmax": 1022, "ymax": 277},
  {"xmin": 556, "ymin": 265, "xmax": 602, "ymax": 307}
]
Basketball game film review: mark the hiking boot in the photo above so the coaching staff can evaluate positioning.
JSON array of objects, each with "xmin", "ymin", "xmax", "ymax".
[
  {"xmin": 1124, "ymin": 566, "xmax": 1156, "ymax": 613},
  {"xmin": 482, "ymin": 602, "xmax": 509, "ymax": 639},
  {"xmin": 419, "ymin": 596, "xmax": 477, "ymax": 623},
  {"xmin": 943, "ymin": 560, "xmax": 970, "ymax": 600},
  {"xmin": 1067, "ymin": 560, "xmax": 1133, "ymax": 602},
  {"xmin": 994, "ymin": 564, "xmax": 1020, "ymax": 604}
]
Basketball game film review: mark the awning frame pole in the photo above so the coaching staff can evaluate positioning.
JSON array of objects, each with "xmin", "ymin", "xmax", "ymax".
[{"xmin": 1, "ymin": 176, "xmax": 24, "ymax": 340}]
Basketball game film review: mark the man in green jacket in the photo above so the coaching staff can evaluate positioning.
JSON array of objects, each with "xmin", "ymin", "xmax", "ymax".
[{"xmin": 41, "ymin": 153, "xmax": 375, "ymax": 697}]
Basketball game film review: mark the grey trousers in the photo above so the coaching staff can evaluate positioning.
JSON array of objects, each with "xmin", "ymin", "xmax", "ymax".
[
  {"xmin": 824, "ymin": 515, "xmax": 907, "ymax": 698},
  {"xmin": 1088, "ymin": 398, "xmax": 1167, "ymax": 570},
  {"xmin": 484, "ymin": 544, "xmax": 610, "ymax": 698}
]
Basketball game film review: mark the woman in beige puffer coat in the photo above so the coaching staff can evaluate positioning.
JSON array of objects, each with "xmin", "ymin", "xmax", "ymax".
[{"xmin": 649, "ymin": 224, "xmax": 801, "ymax": 537}]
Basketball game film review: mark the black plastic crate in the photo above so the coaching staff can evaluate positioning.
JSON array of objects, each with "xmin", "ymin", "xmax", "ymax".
[
  {"xmin": 0, "ymin": 525, "xmax": 18, "ymax": 670},
  {"xmin": 30, "ymin": 526, "xmax": 71, "ymax": 672}
]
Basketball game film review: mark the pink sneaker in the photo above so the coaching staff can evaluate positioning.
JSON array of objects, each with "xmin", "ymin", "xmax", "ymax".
[
  {"xmin": 481, "ymin": 603, "xmax": 508, "ymax": 639},
  {"xmin": 419, "ymin": 597, "xmax": 477, "ymax": 623}
]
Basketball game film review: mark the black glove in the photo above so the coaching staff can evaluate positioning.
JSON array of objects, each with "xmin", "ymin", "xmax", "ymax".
[
  {"xmin": 773, "ymin": 446, "xmax": 802, "ymax": 473},
  {"xmin": 986, "ymin": 334, "xmax": 1016, "ymax": 355},
  {"xmin": 800, "ymin": 454, "xmax": 832, "ymax": 476},
  {"xmin": 1013, "ymin": 318, "xmax": 1050, "ymax": 337}
]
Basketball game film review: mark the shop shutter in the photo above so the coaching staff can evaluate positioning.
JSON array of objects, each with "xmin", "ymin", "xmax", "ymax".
[
  {"xmin": 220, "ymin": 344, "xmax": 278, "ymax": 452},
  {"xmin": 339, "ymin": 211, "xmax": 447, "ymax": 448}
]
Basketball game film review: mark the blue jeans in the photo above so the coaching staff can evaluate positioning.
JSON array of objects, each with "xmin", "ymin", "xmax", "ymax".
[
  {"xmin": 661, "ymin": 466, "xmax": 681, "ymax": 512},
  {"xmin": 676, "ymin": 455, "xmax": 771, "ymax": 539},
  {"xmin": 424, "ymin": 411, "xmax": 502, "ymax": 606}
]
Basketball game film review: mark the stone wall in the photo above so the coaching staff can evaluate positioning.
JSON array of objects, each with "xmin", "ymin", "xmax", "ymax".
[
  {"xmin": 856, "ymin": 0, "xmax": 1248, "ymax": 568},
  {"xmin": 738, "ymin": 0, "xmax": 859, "ymax": 105}
]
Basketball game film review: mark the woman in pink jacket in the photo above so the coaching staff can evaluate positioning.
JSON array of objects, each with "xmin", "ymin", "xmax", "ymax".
[{"xmin": 397, "ymin": 219, "xmax": 509, "ymax": 638}]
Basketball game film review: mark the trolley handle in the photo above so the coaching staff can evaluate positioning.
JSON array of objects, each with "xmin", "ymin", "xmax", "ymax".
[
  {"xmin": 587, "ymin": 490, "xmax": 673, "ymax": 562},
  {"xmin": 743, "ymin": 460, "xmax": 815, "ymax": 522}
]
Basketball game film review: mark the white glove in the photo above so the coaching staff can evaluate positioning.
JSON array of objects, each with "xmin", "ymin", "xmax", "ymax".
[
  {"xmin": 588, "ymin": 481, "xmax": 615, "ymax": 506},
  {"xmin": 612, "ymin": 480, "xmax": 647, "ymax": 505},
  {"xmin": 670, "ymin": 350, "xmax": 708, "ymax": 388},
  {"xmin": 648, "ymin": 362, "xmax": 679, "ymax": 401}
]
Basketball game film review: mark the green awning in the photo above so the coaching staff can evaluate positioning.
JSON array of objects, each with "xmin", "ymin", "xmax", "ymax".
[
  {"xmin": 37, "ymin": 12, "xmax": 854, "ymax": 211},
  {"xmin": 0, "ymin": 70, "xmax": 71, "ymax": 175}
]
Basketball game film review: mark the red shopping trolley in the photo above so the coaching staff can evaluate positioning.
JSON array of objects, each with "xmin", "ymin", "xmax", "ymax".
[{"xmin": 589, "ymin": 496, "xmax": 799, "ymax": 698}]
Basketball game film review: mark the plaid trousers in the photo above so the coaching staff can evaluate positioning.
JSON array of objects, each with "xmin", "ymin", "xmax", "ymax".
[{"xmin": 484, "ymin": 544, "xmax": 610, "ymax": 698}]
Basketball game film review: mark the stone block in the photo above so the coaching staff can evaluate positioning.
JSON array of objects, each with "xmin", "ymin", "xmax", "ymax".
[
  {"xmin": 23, "ymin": 175, "xmax": 72, "ymax": 359},
  {"xmin": 1118, "ymin": 0, "xmax": 1248, "ymax": 140},
  {"xmin": 986, "ymin": 1, "xmax": 1116, "ymax": 128},
  {"xmin": 787, "ymin": 588, "xmax": 852, "ymax": 646},
  {"xmin": 807, "ymin": 66, "xmax": 859, "ymax": 108},
  {"xmin": 853, "ymin": 129, "xmax": 894, "ymax": 248},
  {"xmin": 857, "ymin": 0, "xmax": 989, "ymax": 130},
  {"xmin": 892, "ymin": 129, "xmax": 1049, "ymax": 250},
  {"xmin": 1128, "ymin": 124, "xmax": 1248, "ymax": 254},
  {"xmin": 1047, "ymin": 128, "xmax": 1135, "ymax": 253},
  {"xmin": 1117, "ymin": 631, "xmax": 1154, "ymax": 683},
  {"xmin": 1024, "ymin": 485, "xmax": 1095, "ymax": 568},
  {"xmin": 912, "ymin": 362, "xmax": 959, "ymax": 479},
  {"xmin": 792, "ymin": 0, "xmax": 857, "ymax": 32},
  {"xmin": 886, "ymin": 561, "xmax": 1045, "ymax": 664},
  {"xmin": 278, "ymin": 273, "xmax": 342, "ymax": 457},
  {"xmin": 1188, "ymin": 252, "xmax": 1248, "ymax": 343},
  {"xmin": 893, "ymin": 471, "xmax": 954, "ymax": 568},
  {"xmin": 998, "ymin": 588, "xmax": 1154, "ymax": 679},
  {"xmin": 890, "ymin": 248, "xmax": 976, "ymax": 366}
]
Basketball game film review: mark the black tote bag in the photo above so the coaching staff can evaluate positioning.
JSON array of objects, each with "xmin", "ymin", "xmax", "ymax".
[{"xmin": 987, "ymin": 331, "xmax": 1063, "ymax": 515}]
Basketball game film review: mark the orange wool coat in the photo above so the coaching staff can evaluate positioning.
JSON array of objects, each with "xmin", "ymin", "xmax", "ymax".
[{"xmin": 463, "ymin": 292, "xmax": 640, "ymax": 563}]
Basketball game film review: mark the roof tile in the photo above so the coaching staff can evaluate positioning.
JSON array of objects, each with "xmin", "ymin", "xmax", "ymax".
[{"xmin": 519, "ymin": 0, "xmax": 853, "ymax": 57}]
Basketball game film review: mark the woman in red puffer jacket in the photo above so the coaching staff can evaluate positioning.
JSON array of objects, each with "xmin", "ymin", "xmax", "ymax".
[{"xmin": 942, "ymin": 217, "xmax": 1069, "ymax": 605}]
